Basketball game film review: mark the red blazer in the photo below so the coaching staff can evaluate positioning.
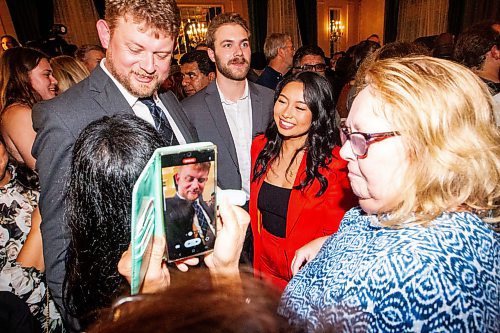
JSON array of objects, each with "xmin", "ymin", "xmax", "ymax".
[{"xmin": 250, "ymin": 135, "xmax": 357, "ymax": 290}]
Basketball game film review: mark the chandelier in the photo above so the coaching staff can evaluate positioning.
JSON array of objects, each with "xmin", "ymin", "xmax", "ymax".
[
  {"xmin": 329, "ymin": 20, "xmax": 344, "ymax": 42},
  {"xmin": 185, "ymin": 19, "xmax": 207, "ymax": 47}
]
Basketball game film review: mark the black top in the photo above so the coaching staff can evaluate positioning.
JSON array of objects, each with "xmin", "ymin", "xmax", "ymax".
[{"xmin": 257, "ymin": 181, "xmax": 292, "ymax": 238}]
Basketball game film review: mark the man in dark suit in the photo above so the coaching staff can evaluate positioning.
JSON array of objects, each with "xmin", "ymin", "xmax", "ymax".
[
  {"xmin": 31, "ymin": 0, "xmax": 197, "ymax": 327},
  {"xmin": 164, "ymin": 162, "xmax": 215, "ymax": 260},
  {"xmin": 182, "ymin": 13, "xmax": 274, "ymax": 201},
  {"xmin": 181, "ymin": 13, "xmax": 274, "ymax": 265}
]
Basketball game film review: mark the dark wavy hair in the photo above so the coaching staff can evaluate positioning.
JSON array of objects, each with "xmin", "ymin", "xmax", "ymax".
[
  {"xmin": 454, "ymin": 20, "xmax": 500, "ymax": 70},
  {"xmin": 252, "ymin": 72, "xmax": 338, "ymax": 197},
  {"xmin": 63, "ymin": 114, "xmax": 166, "ymax": 330},
  {"xmin": 0, "ymin": 47, "xmax": 49, "ymax": 111}
]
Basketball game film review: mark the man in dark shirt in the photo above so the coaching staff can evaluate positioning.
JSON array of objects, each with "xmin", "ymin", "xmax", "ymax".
[
  {"xmin": 454, "ymin": 20, "xmax": 500, "ymax": 125},
  {"xmin": 256, "ymin": 33, "xmax": 294, "ymax": 90},
  {"xmin": 454, "ymin": 21, "xmax": 500, "ymax": 95}
]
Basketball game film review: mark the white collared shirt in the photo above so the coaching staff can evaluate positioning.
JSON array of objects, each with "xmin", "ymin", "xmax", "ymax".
[
  {"xmin": 99, "ymin": 59, "xmax": 186, "ymax": 144},
  {"xmin": 216, "ymin": 80, "xmax": 252, "ymax": 198}
]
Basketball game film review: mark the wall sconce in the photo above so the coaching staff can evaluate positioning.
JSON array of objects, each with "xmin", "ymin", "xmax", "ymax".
[{"xmin": 329, "ymin": 20, "xmax": 344, "ymax": 42}]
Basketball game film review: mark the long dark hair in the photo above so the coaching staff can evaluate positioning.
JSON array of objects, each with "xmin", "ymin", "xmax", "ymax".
[
  {"xmin": 63, "ymin": 114, "xmax": 166, "ymax": 329},
  {"xmin": 0, "ymin": 47, "xmax": 48, "ymax": 111},
  {"xmin": 252, "ymin": 72, "xmax": 338, "ymax": 197}
]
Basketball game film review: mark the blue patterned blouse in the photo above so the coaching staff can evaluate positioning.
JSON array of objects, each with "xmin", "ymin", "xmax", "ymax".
[{"xmin": 279, "ymin": 207, "xmax": 499, "ymax": 332}]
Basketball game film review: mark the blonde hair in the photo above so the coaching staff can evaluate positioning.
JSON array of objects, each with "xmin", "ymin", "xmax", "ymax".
[
  {"xmin": 50, "ymin": 56, "xmax": 89, "ymax": 93},
  {"xmin": 361, "ymin": 56, "xmax": 499, "ymax": 226}
]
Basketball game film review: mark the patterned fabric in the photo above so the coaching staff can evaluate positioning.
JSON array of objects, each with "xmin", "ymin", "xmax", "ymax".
[
  {"xmin": 0, "ymin": 165, "xmax": 63, "ymax": 332},
  {"xmin": 193, "ymin": 200, "xmax": 208, "ymax": 237},
  {"xmin": 139, "ymin": 97, "xmax": 179, "ymax": 145},
  {"xmin": 279, "ymin": 207, "xmax": 499, "ymax": 332}
]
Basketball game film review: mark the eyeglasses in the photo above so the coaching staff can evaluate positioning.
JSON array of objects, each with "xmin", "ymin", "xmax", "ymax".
[
  {"xmin": 340, "ymin": 126, "xmax": 400, "ymax": 159},
  {"xmin": 294, "ymin": 63, "xmax": 327, "ymax": 72}
]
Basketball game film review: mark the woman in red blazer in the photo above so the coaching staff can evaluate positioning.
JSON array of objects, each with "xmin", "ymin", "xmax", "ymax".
[{"xmin": 250, "ymin": 72, "xmax": 357, "ymax": 290}]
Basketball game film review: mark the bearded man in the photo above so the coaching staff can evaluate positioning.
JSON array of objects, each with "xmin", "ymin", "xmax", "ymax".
[
  {"xmin": 181, "ymin": 13, "xmax": 273, "ymax": 266},
  {"xmin": 182, "ymin": 12, "xmax": 273, "ymax": 204},
  {"xmin": 31, "ymin": 0, "xmax": 197, "ymax": 328}
]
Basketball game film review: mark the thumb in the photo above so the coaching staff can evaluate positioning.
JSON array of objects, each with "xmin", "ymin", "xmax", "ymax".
[{"xmin": 150, "ymin": 236, "xmax": 166, "ymax": 262}]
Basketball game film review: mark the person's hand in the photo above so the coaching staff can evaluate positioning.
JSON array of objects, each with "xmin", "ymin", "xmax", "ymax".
[
  {"xmin": 118, "ymin": 236, "xmax": 170, "ymax": 293},
  {"xmin": 291, "ymin": 235, "xmax": 329, "ymax": 276},
  {"xmin": 204, "ymin": 199, "xmax": 249, "ymax": 277},
  {"xmin": 118, "ymin": 236, "xmax": 200, "ymax": 293}
]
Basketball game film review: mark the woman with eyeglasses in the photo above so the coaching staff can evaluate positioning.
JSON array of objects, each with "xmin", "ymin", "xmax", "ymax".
[
  {"xmin": 249, "ymin": 71, "xmax": 357, "ymax": 291},
  {"xmin": 279, "ymin": 56, "xmax": 499, "ymax": 332}
]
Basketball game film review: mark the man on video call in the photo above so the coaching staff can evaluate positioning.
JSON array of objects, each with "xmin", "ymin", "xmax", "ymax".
[{"xmin": 164, "ymin": 162, "xmax": 215, "ymax": 258}]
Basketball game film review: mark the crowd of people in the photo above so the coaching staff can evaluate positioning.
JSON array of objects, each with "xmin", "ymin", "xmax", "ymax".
[{"xmin": 0, "ymin": 0, "xmax": 498, "ymax": 332}]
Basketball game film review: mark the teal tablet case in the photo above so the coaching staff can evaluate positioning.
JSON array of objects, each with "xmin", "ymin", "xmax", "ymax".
[{"xmin": 130, "ymin": 142, "xmax": 216, "ymax": 294}]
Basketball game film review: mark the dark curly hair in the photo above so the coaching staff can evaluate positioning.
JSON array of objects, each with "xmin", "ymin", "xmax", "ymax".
[
  {"xmin": 63, "ymin": 114, "xmax": 166, "ymax": 330},
  {"xmin": 179, "ymin": 50, "xmax": 215, "ymax": 76},
  {"xmin": 252, "ymin": 72, "xmax": 338, "ymax": 197}
]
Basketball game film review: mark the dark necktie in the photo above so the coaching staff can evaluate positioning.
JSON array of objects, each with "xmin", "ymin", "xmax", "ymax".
[
  {"xmin": 193, "ymin": 201, "xmax": 209, "ymax": 238},
  {"xmin": 139, "ymin": 97, "xmax": 179, "ymax": 146}
]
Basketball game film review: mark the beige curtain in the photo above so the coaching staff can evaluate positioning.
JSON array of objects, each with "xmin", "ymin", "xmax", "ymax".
[
  {"xmin": 53, "ymin": 0, "xmax": 101, "ymax": 48},
  {"xmin": 267, "ymin": 0, "xmax": 302, "ymax": 47},
  {"xmin": 397, "ymin": 0, "xmax": 449, "ymax": 41}
]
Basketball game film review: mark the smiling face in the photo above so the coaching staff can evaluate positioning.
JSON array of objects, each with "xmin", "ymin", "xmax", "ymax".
[
  {"xmin": 180, "ymin": 62, "xmax": 213, "ymax": 96},
  {"xmin": 208, "ymin": 23, "xmax": 251, "ymax": 81},
  {"xmin": 339, "ymin": 86, "xmax": 408, "ymax": 214},
  {"xmin": 274, "ymin": 81, "xmax": 313, "ymax": 144},
  {"xmin": 175, "ymin": 164, "xmax": 210, "ymax": 201},
  {"xmin": 98, "ymin": 16, "xmax": 175, "ymax": 98},
  {"xmin": 29, "ymin": 58, "xmax": 58, "ymax": 100}
]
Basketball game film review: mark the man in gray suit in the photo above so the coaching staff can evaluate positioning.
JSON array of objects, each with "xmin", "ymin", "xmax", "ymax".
[
  {"xmin": 31, "ymin": 0, "xmax": 196, "ymax": 327},
  {"xmin": 182, "ymin": 13, "xmax": 274, "ymax": 202}
]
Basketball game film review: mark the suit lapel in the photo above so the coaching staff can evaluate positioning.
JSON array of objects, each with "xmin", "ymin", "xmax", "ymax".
[
  {"xmin": 286, "ymin": 152, "xmax": 309, "ymax": 236},
  {"xmin": 205, "ymin": 83, "xmax": 239, "ymax": 168},
  {"xmin": 249, "ymin": 82, "xmax": 264, "ymax": 137},
  {"xmin": 159, "ymin": 91, "xmax": 196, "ymax": 143},
  {"xmin": 88, "ymin": 66, "xmax": 134, "ymax": 116}
]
